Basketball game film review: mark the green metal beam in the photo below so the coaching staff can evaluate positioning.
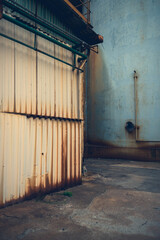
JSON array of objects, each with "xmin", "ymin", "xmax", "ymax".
[
  {"xmin": 0, "ymin": 32, "xmax": 84, "ymax": 72},
  {"xmin": 3, "ymin": 14, "xmax": 87, "ymax": 60},
  {"xmin": 3, "ymin": 0, "xmax": 80, "ymax": 46}
]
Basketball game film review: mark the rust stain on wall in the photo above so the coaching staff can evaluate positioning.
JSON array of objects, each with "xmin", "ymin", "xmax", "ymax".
[
  {"xmin": 85, "ymin": 145, "xmax": 160, "ymax": 162},
  {"xmin": 0, "ymin": 113, "xmax": 83, "ymax": 208}
]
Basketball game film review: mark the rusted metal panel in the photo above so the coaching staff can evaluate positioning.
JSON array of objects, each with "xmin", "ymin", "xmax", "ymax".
[
  {"xmin": 0, "ymin": 20, "xmax": 83, "ymax": 119},
  {"xmin": 0, "ymin": 113, "xmax": 83, "ymax": 207},
  {"xmin": 37, "ymin": 37, "xmax": 55, "ymax": 117},
  {"xmin": 15, "ymin": 25, "xmax": 36, "ymax": 115},
  {"xmin": 0, "ymin": 1, "xmax": 84, "ymax": 208},
  {"xmin": 0, "ymin": 20, "xmax": 14, "ymax": 113},
  {"xmin": 37, "ymin": 36, "xmax": 81, "ymax": 119}
]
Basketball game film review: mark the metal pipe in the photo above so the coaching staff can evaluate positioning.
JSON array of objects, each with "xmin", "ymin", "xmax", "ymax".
[
  {"xmin": 134, "ymin": 70, "xmax": 139, "ymax": 141},
  {"xmin": 0, "ymin": 32, "xmax": 84, "ymax": 72},
  {"xmin": 3, "ymin": 0, "xmax": 80, "ymax": 46},
  {"xmin": 3, "ymin": 14, "xmax": 87, "ymax": 60}
]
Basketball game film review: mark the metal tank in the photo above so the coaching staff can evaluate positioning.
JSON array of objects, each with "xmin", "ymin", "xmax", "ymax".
[{"xmin": 86, "ymin": 0, "xmax": 160, "ymax": 161}]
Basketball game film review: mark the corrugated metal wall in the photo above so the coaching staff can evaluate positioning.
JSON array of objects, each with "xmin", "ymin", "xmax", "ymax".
[
  {"xmin": 0, "ymin": 21, "xmax": 82, "ymax": 118},
  {"xmin": 0, "ymin": 1, "xmax": 84, "ymax": 207},
  {"xmin": 0, "ymin": 113, "xmax": 82, "ymax": 206}
]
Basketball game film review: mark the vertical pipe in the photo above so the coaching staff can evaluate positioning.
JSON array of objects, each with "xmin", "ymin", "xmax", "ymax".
[{"xmin": 134, "ymin": 71, "xmax": 139, "ymax": 141}]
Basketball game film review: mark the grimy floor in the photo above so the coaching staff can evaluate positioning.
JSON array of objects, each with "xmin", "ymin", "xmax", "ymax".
[{"xmin": 0, "ymin": 159, "xmax": 160, "ymax": 240}]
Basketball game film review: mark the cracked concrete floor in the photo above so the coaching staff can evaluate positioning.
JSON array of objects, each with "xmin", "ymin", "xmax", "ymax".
[{"xmin": 0, "ymin": 159, "xmax": 160, "ymax": 240}]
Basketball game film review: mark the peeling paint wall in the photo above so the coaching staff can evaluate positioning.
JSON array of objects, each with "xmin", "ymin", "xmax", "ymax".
[{"xmin": 86, "ymin": 0, "xmax": 160, "ymax": 160}]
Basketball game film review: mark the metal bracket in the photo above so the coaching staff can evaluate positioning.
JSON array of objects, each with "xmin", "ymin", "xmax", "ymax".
[
  {"xmin": 78, "ymin": 59, "xmax": 87, "ymax": 70},
  {"xmin": 134, "ymin": 70, "xmax": 138, "ymax": 80},
  {"xmin": 90, "ymin": 45, "xmax": 98, "ymax": 54}
]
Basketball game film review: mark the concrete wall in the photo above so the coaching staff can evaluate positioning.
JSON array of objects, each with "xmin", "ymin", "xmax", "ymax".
[{"xmin": 86, "ymin": 0, "xmax": 160, "ymax": 161}]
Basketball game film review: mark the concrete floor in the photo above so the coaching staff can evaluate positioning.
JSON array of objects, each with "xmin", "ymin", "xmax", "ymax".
[{"xmin": 0, "ymin": 159, "xmax": 160, "ymax": 240}]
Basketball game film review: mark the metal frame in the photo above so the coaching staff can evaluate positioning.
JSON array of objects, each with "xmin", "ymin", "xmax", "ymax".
[
  {"xmin": 90, "ymin": 45, "xmax": 98, "ymax": 54},
  {"xmin": 0, "ymin": 32, "xmax": 84, "ymax": 72},
  {"xmin": 1, "ymin": 0, "xmax": 88, "ymax": 71},
  {"xmin": 75, "ymin": 0, "xmax": 91, "ymax": 23},
  {"xmin": 3, "ymin": 14, "xmax": 87, "ymax": 60},
  {"xmin": 3, "ymin": 0, "xmax": 81, "ymax": 46},
  {"xmin": 1, "ymin": 13, "xmax": 87, "ymax": 71}
]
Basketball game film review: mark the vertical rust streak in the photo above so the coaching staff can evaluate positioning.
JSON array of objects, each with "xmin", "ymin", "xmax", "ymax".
[
  {"xmin": 61, "ymin": 121, "xmax": 63, "ymax": 188},
  {"xmin": 70, "ymin": 122, "xmax": 73, "ymax": 184},
  {"xmin": 80, "ymin": 122, "xmax": 84, "ymax": 181},
  {"xmin": 67, "ymin": 122, "xmax": 70, "ymax": 186},
  {"xmin": 62, "ymin": 121, "xmax": 65, "ymax": 187},
  {"xmin": 56, "ymin": 121, "xmax": 58, "ymax": 189},
  {"xmin": 65, "ymin": 121, "xmax": 68, "ymax": 186},
  {"xmin": 33, "ymin": 119, "xmax": 37, "ymax": 193},
  {"xmin": 40, "ymin": 121, "xmax": 42, "ymax": 191},
  {"xmin": 45, "ymin": 120, "xmax": 48, "ymax": 190},
  {"xmin": 0, "ymin": 115, "xmax": 4, "ymax": 206},
  {"xmin": 57, "ymin": 121, "xmax": 60, "ymax": 188},
  {"xmin": 74, "ymin": 122, "xmax": 76, "ymax": 183},
  {"xmin": 50, "ymin": 120, "xmax": 53, "ymax": 189},
  {"xmin": 78, "ymin": 122, "xmax": 80, "ymax": 182}
]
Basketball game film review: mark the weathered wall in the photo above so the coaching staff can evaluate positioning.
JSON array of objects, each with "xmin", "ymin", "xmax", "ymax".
[
  {"xmin": 86, "ymin": 0, "xmax": 160, "ymax": 160},
  {"xmin": 0, "ymin": 0, "xmax": 84, "ymax": 207}
]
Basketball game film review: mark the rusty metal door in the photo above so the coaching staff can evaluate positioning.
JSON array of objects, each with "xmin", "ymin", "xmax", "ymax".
[{"xmin": 135, "ymin": 70, "xmax": 160, "ymax": 141}]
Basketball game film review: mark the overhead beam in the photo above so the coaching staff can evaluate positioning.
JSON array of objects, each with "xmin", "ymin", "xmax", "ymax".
[{"xmin": 63, "ymin": 0, "xmax": 90, "ymax": 25}]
